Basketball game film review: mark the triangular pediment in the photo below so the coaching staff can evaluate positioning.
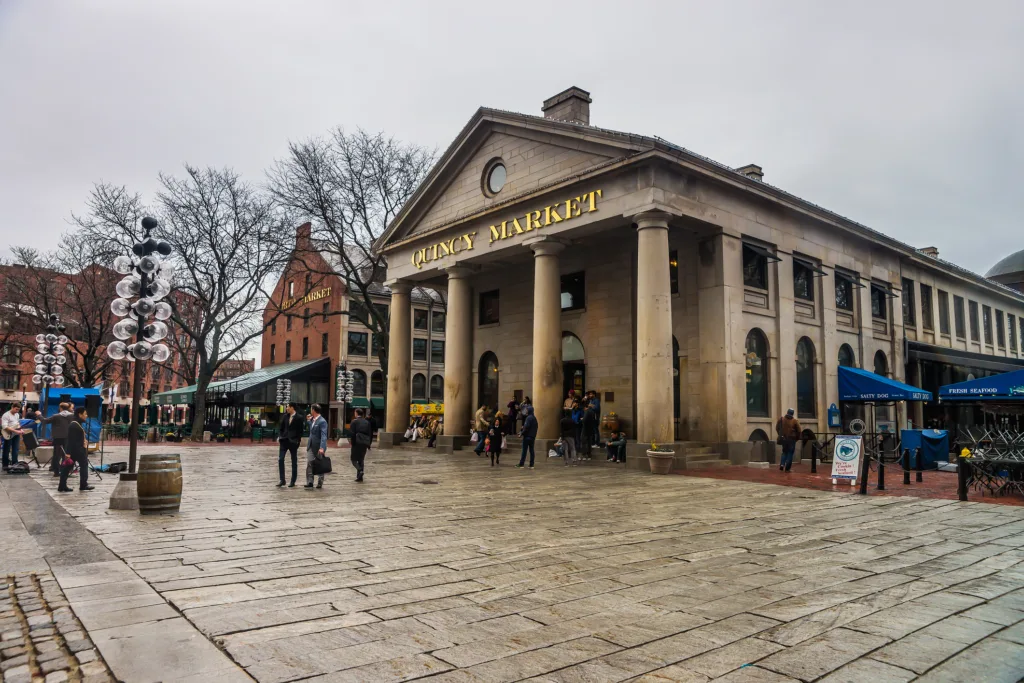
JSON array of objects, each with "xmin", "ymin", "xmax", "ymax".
[{"xmin": 380, "ymin": 111, "xmax": 645, "ymax": 247}]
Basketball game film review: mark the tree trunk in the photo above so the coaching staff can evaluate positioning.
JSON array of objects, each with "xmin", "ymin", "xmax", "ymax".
[{"xmin": 190, "ymin": 375, "xmax": 211, "ymax": 440}]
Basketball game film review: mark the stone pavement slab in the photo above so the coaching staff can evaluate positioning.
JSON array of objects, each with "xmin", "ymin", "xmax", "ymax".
[{"xmin": 28, "ymin": 442, "xmax": 1024, "ymax": 681}]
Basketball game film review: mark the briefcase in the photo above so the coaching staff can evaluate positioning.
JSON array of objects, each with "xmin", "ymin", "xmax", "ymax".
[{"xmin": 311, "ymin": 455, "xmax": 332, "ymax": 475}]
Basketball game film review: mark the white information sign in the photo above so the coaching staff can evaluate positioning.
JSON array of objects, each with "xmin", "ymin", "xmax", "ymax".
[{"xmin": 831, "ymin": 435, "xmax": 862, "ymax": 485}]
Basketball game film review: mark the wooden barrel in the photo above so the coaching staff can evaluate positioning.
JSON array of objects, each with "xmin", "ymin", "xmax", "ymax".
[{"xmin": 137, "ymin": 453, "xmax": 182, "ymax": 515}]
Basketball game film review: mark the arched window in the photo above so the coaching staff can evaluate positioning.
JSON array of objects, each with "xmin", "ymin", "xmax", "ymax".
[
  {"xmin": 796, "ymin": 337, "xmax": 816, "ymax": 418},
  {"xmin": 562, "ymin": 332, "xmax": 585, "ymax": 362},
  {"xmin": 745, "ymin": 329, "xmax": 769, "ymax": 417},
  {"xmin": 838, "ymin": 344, "xmax": 856, "ymax": 368},
  {"xmin": 429, "ymin": 374, "xmax": 444, "ymax": 401},
  {"xmin": 874, "ymin": 350, "xmax": 888, "ymax": 377},
  {"xmin": 748, "ymin": 429, "xmax": 770, "ymax": 441},
  {"xmin": 370, "ymin": 370, "xmax": 384, "ymax": 397},
  {"xmin": 351, "ymin": 370, "xmax": 367, "ymax": 397},
  {"xmin": 478, "ymin": 352, "xmax": 499, "ymax": 412},
  {"xmin": 412, "ymin": 373, "xmax": 426, "ymax": 400}
]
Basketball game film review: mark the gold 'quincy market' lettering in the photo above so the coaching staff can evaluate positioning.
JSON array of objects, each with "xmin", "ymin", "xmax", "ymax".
[
  {"xmin": 282, "ymin": 287, "xmax": 331, "ymax": 310},
  {"xmin": 410, "ymin": 189, "xmax": 602, "ymax": 269}
]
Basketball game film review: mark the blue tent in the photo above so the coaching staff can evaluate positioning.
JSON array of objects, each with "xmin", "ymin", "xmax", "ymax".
[
  {"xmin": 36, "ymin": 386, "xmax": 103, "ymax": 442},
  {"xmin": 939, "ymin": 368, "xmax": 1024, "ymax": 401},
  {"xmin": 838, "ymin": 366, "xmax": 932, "ymax": 402}
]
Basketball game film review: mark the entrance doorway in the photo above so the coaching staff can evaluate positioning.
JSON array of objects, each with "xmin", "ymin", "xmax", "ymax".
[
  {"xmin": 478, "ymin": 351, "xmax": 500, "ymax": 412},
  {"xmin": 562, "ymin": 332, "xmax": 585, "ymax": 402}
]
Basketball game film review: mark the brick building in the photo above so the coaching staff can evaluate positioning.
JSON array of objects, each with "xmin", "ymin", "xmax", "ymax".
[{"xmin": 211, "ymin": 359, "xmax": 256, "ymax": 382}]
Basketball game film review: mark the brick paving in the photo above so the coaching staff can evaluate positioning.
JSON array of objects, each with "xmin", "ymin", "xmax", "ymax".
[
  {"xmin": 34, "ymin": 443, "xmax": 1024, "ymax": 681},
  {"xmin": 0, "ymin": 572, "xmax": 114, "ymax": 683}
]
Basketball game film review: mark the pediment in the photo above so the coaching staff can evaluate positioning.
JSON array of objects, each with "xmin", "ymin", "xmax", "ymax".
[{"xmin": 382, "ymin": 112, "xmax": 642, "ymax": 247}]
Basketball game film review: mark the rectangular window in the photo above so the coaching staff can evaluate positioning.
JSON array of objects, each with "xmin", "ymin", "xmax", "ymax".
[
  {"xmin": 413, "ymin": 338, "xmax": 427, "ymax": 361},
  {"xmin": 871, "ymin": 285, "xmax": 887, "ymax": 320},
  {"xmin": 560, "ymin": 271, "xmax": 586, "ymax": 311},
  {"xmin": 969, "ymin": 301, "xmax": 980, "ymax": 341},
  {"xmin": 322, "ymin": 302, "xmax": 329, "ymax": 322},
  {"xmin": 302, "ymin": 336, "xmax": 309, "ymax": 358},
  {"xmin": 742, "ymin": 244, "xmax": 768, "ymax": 290},
  {"xmin": 1010, "ymin": 314, "xmax": 1017, "ymax": 352},
  {"xmin": 270, "ymin": 344, "xmax": 276, "ymax": 363},
  {"xmin": 165, "ymin": 367, "xmax": 173, "ymax": 381},
  {"xmin": 374, "ymin": 303, "xmax": 389, "ymax": 322},
  {"xmin": 983, "ymin": 305, "xmax": 993, "ymax": 345},
  {"xmin": 305, "ymin": 274, "xmax": 311, "ymax": 291},
  {"xmin": 347, "ymin": 331, "xmax": 368, "ymax": 356},
  {"xmin": 901, "ymin": 278, "xmax": 915, "ymax": 325},
  {"xmin": 669, "ymin": 251, "xmax": 679, "ymax": 295},
  {"xmin": 792, "ymin": 258, "xmax": 815, "ymax": 302},
  {"xmin": 321, "ymin": 332, "xmax": 329, "ymax": 355},
  {"xmin": 371, "ymin": 333, "xmax": 382, "ymax": 357},
  {"xmin": 479, "ymin": 290, "xmax": 499, "ymax": 325},
  {"xmin": 996, "ymin": 310, "xmax": 1005, "ymax": 348},
  {"xmin": 920, "ymin": 284, "xmax": 933, "ymax": 331},
  {"xmin": 0, "ymin": 370, "xmax": 18, "ymax": 391},
  {"xmin": 286, "ymin": 315, "xmax": 293, "ymax": 331},
  {"xmin": 271, "ymin": 319, "xmax": 276, "ymax": 335},
  {"xmin": 834, "ymin": 272, "xmax": 855, "ymax": 311},
  {"xmin": 414, "ymin": 309, "xmax": 428, "ymax": 330},
  {"xmin": 431, "ymin": 340, "xmax": 445, "ymax": 365},
  {"xmin": 938, "ymin": 290, "xmax": 950, "ymax": 335},
  {"xmin": 303, "ymin": 307, "xmax": 310, "ymax": 328},
  {"xmin": 349, "ymin": 300, "xmax": 368, "ymax": 324},
  {"xmin": 285, "ymin": 340, "xmax": 291, "ymax": 361},
  {"xmin": 431, "ymin": 310, "xmax": 445, "ymax": 334},
  {"xmin": 288, "ymin": 281, "xmax": 294, "ymax": 297},
  {"xmin": 955, "ymin": 296, "xmax": 967, "ymax": 338}
]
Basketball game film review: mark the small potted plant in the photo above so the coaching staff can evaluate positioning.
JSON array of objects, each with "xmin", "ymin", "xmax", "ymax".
[
  {"xmin": 647, "ymin": 441, "xmax": 675, "ymax": 474},
  {"xmin": 215, "ymin": 432, "xmax": 227, "ymax": 443}
]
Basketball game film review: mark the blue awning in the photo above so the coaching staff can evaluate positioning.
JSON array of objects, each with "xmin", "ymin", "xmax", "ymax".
[
  {"xmin": 838, "ymin": 366, "xmax": 932, "ymax": 402},
  {"xmin": 939, "ymin": 368, "xmax": 1024, "ymax": 401}
]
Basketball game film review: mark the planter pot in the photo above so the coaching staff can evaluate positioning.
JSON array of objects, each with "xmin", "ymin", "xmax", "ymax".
[
  {"xmin": 216, "ymin": 436, "xmax": 226, "ymax": 443},
  {"xmin": 647, "ymin": 450, "xmax": 675, "ymax": 474}
]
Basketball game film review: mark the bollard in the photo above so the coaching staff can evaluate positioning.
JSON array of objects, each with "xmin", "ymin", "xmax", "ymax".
[
  {"xmin": 877, "ymin": 455, "xmax": 885, "ymax": 490},
  {"xmin": 858, "ymin": 448, "xmax": 871, "ymax": 495},
  {"xmin": 915, "ymin": 447, "xmax": 923, "ymax": 483},
  {"xmin": 810, "ymin": 441, "xmax": 817, "ymax": 474},
  {"xmin": 902, "ymin": 448, "xmax": 911, "ymax": 485},
  {"xmin": 957, "ymin": 456, "xmax": 969, "ymax": 502}
]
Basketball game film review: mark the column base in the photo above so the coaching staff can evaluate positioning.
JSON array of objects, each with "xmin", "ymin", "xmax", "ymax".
[
  {"xmin": 377, "ymin": 432, "xmax": 407, "ymax": 448},
  {"xmin": 108, "ymin": 476, "xmax": 139, "ymax": 511}
]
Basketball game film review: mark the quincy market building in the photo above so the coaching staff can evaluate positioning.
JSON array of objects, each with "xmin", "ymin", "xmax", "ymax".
[{"xmin": 375, "ymin": 87, "xmax": 1024, "ymax": 463}]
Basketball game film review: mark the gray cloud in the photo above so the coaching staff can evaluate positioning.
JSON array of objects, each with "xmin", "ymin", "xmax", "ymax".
[{"xmin": 1, "ymin": 0, "xmax": 1022, "ymax": 276}]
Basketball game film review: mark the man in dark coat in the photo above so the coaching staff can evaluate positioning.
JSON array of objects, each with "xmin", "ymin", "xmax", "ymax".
[
  {"xmin": 517, "ymin": 406, "xmax": 538, "ymax": 469},
  {"xmin": 38, "ymin": 402, "xmax": 74, "ymax": 477},
  {"xmin": 348, "ymin": 408, "xmax": 373, "ymax": 482},
  {"xmin": 61, "ymin": 406, "xmax": 92, "ymax": 492},
  {"xmin": 277, "ymin": 403, "xmax": 303, "ymax": 487},
  {"xmin": 776, "ymin": 408, "xmax": 802, "ymax": 472}
]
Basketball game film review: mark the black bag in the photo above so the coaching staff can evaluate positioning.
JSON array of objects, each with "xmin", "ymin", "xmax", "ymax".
[
  {"xmin": 354, "ymin": 431, "xmax": 372, "ymax": 447},
  {"xmin": 311, "ymin": 455, "xmax": 332, "ymax": 475}
]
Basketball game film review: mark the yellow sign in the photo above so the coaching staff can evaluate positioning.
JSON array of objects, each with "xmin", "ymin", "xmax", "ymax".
[
  {"xmin": 282, "ymin": 287, "xmax": 331, "ymax": 310},
  {"xmin": 411, "ymin": 403, "xmax": 444, "ymax": 415},
  {"xmin": 411, "ymin": 189, "xmax": 602, "ymax": 269}
]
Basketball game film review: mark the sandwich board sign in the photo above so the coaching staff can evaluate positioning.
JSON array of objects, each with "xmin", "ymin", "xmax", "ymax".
[{"xmin": 831, "ymin": 436, "xmax": 862, "ymax": 486}]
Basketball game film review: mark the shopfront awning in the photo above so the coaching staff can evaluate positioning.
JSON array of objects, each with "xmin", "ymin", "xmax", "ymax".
[
  {"xmin": 349, "ymin": 397, "xmax": 385, "ymax": 409},
  {"xmin": 154, "ymin": 358, "xmax": 330, "ymax": 406},
  {"xmin": 939, "ymin": 368, "xmax": 1024, "ymax": 401},
  {"xmin": 838, "ymin": 366, "xmax": 932, "ymax": 402}
]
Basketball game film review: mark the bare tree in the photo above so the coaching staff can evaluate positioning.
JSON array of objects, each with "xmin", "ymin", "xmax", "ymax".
[
  {"xmin": 268, "ymin": 128, "xmax": 434, "ymax": 380},
  {"xmin": 76, "ymin": 170, "xmax": 290, "ymax": 438}
]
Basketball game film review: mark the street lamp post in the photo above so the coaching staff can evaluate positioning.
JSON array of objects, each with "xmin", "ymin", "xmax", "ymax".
[{"xmin": 106, "ymin": 216, "xmax": 174, "ymax": 510}]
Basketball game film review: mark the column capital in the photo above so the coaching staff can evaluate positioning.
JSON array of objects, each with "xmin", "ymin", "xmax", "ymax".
[
  {"xmin": 444, "ymin": 265, "xmax": 475, "ymax": 280},
  {"xmin": 632, "ymin": 210, "xmax": 673, "ymax": 231},
  {"xmin": 524, "ymin": 237, "xmax": 567, "ymax": 257},
  {"xmin": 384, "ymin": 279, "xmax": 413, "ymax": 295}
]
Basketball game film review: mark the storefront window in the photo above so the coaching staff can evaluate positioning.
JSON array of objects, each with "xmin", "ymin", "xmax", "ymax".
[
  {"xmin": 796, "ymin": 337, "xmax": 816, "ymax": 418},
  {"xmin": 742, "ymin": 245, "xmax": 768, "ymax": 290},
  {"xmin": 412, "ymin": 374, "xmax": 426, "ymax": 399},
  {"xmin": 835, "ymin": 273, "xmax": 854, "ymax": 311},
  {"xmin": 901, "ymin": 279, "xmax": 915, "ymax": 325},
  {"xmin": 745, "ymin": 329, "xmax": 769, "ymax": 417}
]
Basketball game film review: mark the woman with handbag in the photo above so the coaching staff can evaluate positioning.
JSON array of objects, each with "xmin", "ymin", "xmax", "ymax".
[{"xmin": 348, "ymin": 408, "xmax": 373, "ymax": 483}]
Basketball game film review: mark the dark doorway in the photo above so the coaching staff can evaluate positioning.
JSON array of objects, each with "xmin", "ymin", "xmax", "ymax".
[
  {"xmin": 562, "ymin": 333, "xmax": 585, "ymax": 402},
  {"xmin": 478, "ymin": 351, "xmax": 500, "ymax": 412}
]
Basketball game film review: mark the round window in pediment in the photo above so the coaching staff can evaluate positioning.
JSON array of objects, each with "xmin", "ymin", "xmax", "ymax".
[{"xmin": 483, "ymin": 160, "xmax": 506, "ymax": 196}]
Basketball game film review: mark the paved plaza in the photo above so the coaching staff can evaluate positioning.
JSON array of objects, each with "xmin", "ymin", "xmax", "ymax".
[{"xmin": 6, "ymin": 443, "xmax": 1024, "ymax": 682}]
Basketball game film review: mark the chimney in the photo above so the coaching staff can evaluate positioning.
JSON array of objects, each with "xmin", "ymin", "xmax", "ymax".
[
  {"xmin": 295, "ymin": 222, "xmax": 312, "ymax": 250},
  {"xmin": 918, "ymin": 246, "xmax": 940, "ymax": 259},
  {"xmin": 736, "ymin": 164, "xmax": 764, "ymax": 182},
  {"xmin": 541, "ymin": 86, "xmax": 592, "ymax": 125}
]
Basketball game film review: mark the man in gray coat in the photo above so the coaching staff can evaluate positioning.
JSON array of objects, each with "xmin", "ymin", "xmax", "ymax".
[
  {"xmin": 37, "ymin": 402, "xmax": 74, "ymax": 477},
  {"xmin": 304, "ymin": 404, "xmax": 328, "ymax": 489}
]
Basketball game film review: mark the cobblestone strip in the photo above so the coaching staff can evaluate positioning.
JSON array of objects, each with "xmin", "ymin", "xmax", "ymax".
[{"xmin": 0, "ymin": 572, "xmax": 115, "ymax": 683}]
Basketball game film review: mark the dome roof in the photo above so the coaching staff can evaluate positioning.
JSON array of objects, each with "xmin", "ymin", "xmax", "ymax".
[{"xmin": 986, "ymin": 249, "xmax": 1024, "ymax": 278}]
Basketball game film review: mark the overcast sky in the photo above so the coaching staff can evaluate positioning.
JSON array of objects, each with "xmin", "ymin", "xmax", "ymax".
[{"xmin": 2, "ymin": 1, "xmax": 1022, "ymax": 276}]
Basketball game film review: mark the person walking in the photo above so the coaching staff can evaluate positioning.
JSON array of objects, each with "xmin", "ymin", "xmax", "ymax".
[
  {"xmin": 2, "ymin": 403, "xmax": 27, "ymax": 472},
  {"xmin": 37, "ymin": 402, "xmax": 74, "ymax": 478},
  {"xmin": 486, "ymin": 415, "xmax": 504, "ymax": 466},
  {"xmin": 516, "ymin": 406, "xmax": 538, "ymax": 469},
  {"xmin": 60, "ymin": 406, "xmax": 92, "ymax": 492},
  {"xmin": 559, "ymin": 410, "xmax": 577, "ymax": 466},
  {"xmin": 776, "ymin": 408, "xmax": 801, "ymax": 472},
  {"xmin": 348, "ymin": 408, "xmax": 372, "ymax": 482},
  {"xmin": 304, "ymin": 404, "xmax": 329, "ymax": 489},
  {"xmin": 277, "ymin": 402, "xmax": 303, "ymax": 487},
  {"xmin": 473, "ymin": 404, "xmax": 490, "ymax": 456}
]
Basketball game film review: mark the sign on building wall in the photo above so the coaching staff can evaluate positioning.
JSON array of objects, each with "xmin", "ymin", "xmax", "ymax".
[{"xmin": 830, "ymin": 436, "xmax": 862, "ymax": 485}]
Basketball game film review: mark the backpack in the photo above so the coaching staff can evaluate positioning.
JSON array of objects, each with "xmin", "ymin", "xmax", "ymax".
[{"xmin": 7, "ymin": 462, "xmax": 30, "ymax": 475}]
